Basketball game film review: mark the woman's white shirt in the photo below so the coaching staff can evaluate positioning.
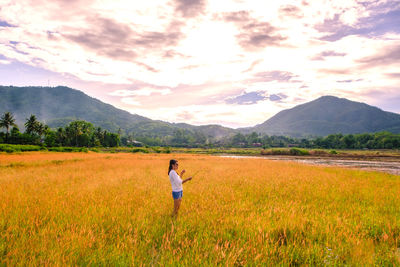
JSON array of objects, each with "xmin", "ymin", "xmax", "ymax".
[{"xmin": 169, "ymin": 170, "xmax": 183, "ymax": 192}]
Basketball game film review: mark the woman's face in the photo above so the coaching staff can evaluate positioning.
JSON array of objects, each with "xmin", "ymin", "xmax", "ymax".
[{"xmin": 173, "ymin": 162, "xmax": 179, "ymax": 170}]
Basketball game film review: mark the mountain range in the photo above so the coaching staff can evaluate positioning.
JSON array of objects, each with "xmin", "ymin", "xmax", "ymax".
[
  {"xmin": 0, "ymin": 86, "xmax": 235, "ymax": 139},
  {"xmin": 1, "ymin": 86, "xmax": 400, "ymax": 138}
]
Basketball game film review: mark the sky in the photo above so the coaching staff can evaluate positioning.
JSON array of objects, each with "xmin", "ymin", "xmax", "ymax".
[{"xmin": 0, "ymin": 0, "xmax": 399, "ymax": 128}]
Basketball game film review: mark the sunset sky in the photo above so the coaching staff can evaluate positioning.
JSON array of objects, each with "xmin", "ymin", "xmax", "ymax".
[{"xmin": 0, "ymin": 0, "xmax": 399, "ymax": 128}]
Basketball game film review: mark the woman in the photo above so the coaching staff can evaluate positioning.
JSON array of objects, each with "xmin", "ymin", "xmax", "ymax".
[{"xmin": 168, "ymin": 159, "xmax": 192, "ymax": 217}]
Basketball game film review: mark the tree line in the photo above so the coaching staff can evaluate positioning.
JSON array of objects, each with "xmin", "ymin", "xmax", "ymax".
[
  {"xmin": 123, "ymin": 130, "xmax": 400, "ymax": 149},
  {"xmin": 0, "ymin": 112, "xmax": 119, "ymax": 147},
  {"xmin": 1, "ymin": 111, "xmax": 399, "ymax": 149},
  {"xmin": 225, "ymin": 132, "xmax": 400, "ymax": 149}
]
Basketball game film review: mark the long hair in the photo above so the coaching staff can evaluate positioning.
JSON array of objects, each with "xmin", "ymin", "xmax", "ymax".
[{"xmin": 168, "ymin": 159, "xmax": 177, "ymax": 175}]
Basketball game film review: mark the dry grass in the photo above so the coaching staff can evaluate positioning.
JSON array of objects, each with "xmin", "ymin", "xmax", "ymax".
[{"xmin": 0, "ymin": 152, "xmax": 399, "ymax": 265}]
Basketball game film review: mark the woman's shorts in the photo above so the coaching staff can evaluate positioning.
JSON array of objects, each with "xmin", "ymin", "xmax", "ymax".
[{"xmin": 172, "ymin": 191, "xmax": 183, "ymax": 200}]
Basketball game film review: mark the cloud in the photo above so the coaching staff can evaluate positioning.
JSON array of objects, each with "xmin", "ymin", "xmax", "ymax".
[
  {"xmin": 224, "ymin": 91, "xmax": 287, "ymax": 105},
  {"xmin": 315, "ymin": 3, "xmax": 400, "ymax": 41},
  {"xmin": 242, "ymin": 59, "xmax": 263, "ymax": 73},
  {"xmin": 312, "ymin": 50, "xmax": 346, "ymax": 60},
  {"xmin": 237, "ymin": 22, "xmax": 286, "ymax": 50},
  {"xmin": 222, "ymin": 11, "xmax": 286, "ymax": 50},
  {"xmin": 0, "ymin": 20, "xmax": 15, "ymax": 27},
  {"xmin": 318, "ymin": 69, "xmax": 352, "ymax": 75},
  {"xmin": 225, "ymin": 91, "xmax": 267, "ymax": 105},
  {"xmin": 251, "ymin": 71, "xmax": 298, "ymax": 83},
  {"xmin": 64, "ymin": 17, "xmax": 183, "ymax": 61},
  {"xmin": 109, "ymin": 87, "xmax": 172, "ymax": 97},
  {"xmin": 269, "ymin": 93, "xmax": 287, "ymax": 101},
  {"xmin": 279, "ymin": 5, "xmax": 302, "ymax": 18},
  {"xmin": 336, "ymin": 79, "xmax": 363, "ymax": 83},
  {"xmin": 357, "ymin": 44, "xmax": 400, "ymax": 67},
  {"xmin": 385, "ymin": 73, "xmax": 400, "ymax": 79},
  {"xmin": 174, "ymin": 0, "xmax": 206, "ymax": 18},
  {"xmin": 177, "ymin": 111, "xmax": 195, "ymax": 121},
  {"xmin": 222, "ymin": 10, "xmax": 251, "ymax": 23},
  {"xmin": 121, "ymin": 97, "xmax": 141, "ymax": 106}
]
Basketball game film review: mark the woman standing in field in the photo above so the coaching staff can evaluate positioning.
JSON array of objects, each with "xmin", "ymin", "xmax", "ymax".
[{"xmin": 168, "ymin": 159, "xmax": 192, "ymax": 217}]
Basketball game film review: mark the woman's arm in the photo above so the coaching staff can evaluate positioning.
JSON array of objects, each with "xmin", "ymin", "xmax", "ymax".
[
  {"xmin": 182, "ymin": 177, "xmax": 192, "ymax": 184},
  {"xmin": 180, "ymin": 169, "xmax": 185, "ymax": 177}
]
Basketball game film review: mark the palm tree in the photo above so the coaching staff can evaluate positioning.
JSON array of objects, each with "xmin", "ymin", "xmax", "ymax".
[
  {"xmin": 25, "ymin": 115, "xmax": 38, "ymax": 135},
  {"xmin": 35, "ymin": 122, "xmax": 46, "ymax": 137},
  {"xmin": 0, "ymin": 112, "xmax": 17, "ymax": 142}
]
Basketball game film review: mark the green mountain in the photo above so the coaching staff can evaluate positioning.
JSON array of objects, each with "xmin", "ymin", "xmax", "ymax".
[
  {"xmin": 246, "ymin": 96, "xmax": 400, "ymax": 137},
  {"xmin": 0, "ymin": 86, "xmax": 235, "ymax": 139},
  {"xmin": 2, "ymin": 87, "xmax": 400, "ymax": 139}
]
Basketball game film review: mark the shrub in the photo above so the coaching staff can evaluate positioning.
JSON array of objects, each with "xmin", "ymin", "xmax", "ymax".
[
  {"xmin": 151, "ymin": 147, "xmax": 162, "ymax": 153},
  {"xmin": 261, "ymin": 149, "xmax": 289, "ymax": 155},
  {"xmin": 0, "ymin": 144, "xmax": 42, "ymax": 153},
  {"xmin": 329, "ymin": 150, "xmax": 338, "ymax": 155},
  {"xmin": 48, "ymin": 147, "xmax": 88, "ymax": 152},
  {"xmin": 131, "ymin": 148, "xmax": 149, "ymax": 153},
  {"xmin": 289, "ymin": 148, "xmax": 310, "ymax": 156}
]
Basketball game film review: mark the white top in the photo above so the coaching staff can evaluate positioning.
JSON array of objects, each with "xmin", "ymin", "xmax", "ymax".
[{"xmin": 169, "ymin": 170, "xmax": 183, "ymax": 192}]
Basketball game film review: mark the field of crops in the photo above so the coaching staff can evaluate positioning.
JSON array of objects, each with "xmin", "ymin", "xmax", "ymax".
[{"xmin": 1, "ymin": 152, "xmax": 399, "ymax": 265}]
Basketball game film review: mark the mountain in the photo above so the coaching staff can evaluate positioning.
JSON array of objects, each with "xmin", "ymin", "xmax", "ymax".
[
  {"xmin": 0, "ymin": 86, "xmax": 235, "ymax": 139},
  {"xmin": 246, "ymin": 96, "xmax": 400, "ymax": 137},
  {"xmin": 2, "ymin": 86, "xmax": 400, "ymax": 138}
]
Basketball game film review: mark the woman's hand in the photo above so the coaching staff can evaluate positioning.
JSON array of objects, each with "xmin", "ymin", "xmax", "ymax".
[
  {"xmin": 180, "ymin": 169, "xmax": 186, "ymax": 177},
  {"xmin": 182, "ymin": 177, "xmax": 192, "ymax": 184}
]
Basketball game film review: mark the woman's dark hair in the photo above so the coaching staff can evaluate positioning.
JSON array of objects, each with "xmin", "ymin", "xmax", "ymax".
[{"xmin": 168, "ymin": 159, "xmax": 178, "ymax": 175}]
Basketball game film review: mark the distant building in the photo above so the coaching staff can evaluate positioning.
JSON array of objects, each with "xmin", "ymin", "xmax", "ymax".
[{"xmin": 127, "ymin": 140, "xmax": 143, "ymax": 147}]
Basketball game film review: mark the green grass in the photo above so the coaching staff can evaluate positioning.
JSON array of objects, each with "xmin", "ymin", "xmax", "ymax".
[{"xmin": 0, "ymin": 144, "xmax": 43, "ymax": 153}]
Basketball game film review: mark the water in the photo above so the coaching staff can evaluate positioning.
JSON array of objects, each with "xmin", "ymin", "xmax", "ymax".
[{"xmin": 219, "ymin": 155, "xmax": 400, "ymax": 175}]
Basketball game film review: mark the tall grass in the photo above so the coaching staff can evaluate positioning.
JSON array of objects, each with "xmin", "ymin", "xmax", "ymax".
[{"xmin": 0, "ymin": 153, "xmax": 399, "ymax": 265}]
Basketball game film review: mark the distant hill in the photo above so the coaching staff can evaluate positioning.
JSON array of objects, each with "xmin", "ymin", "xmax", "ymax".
[
  {"xmin": 245, "ymin": 96, "xmax": 400, "ymax": 137},
  {"xmin": 2, "ymin": 87, "xmax": 400, "ymax": 138},
  {"xmin": 0, "ymin": 86, "xmax": 235, "ymax": 139}
]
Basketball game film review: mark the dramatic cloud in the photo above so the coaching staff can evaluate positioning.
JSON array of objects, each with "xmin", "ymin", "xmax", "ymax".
[
  {"xmin": 237, "ymin": 22, "xmax": 286, "ymax": 50},
  {"xmin": 64, "ymin": 17, "xmax": 183, "ymax": 62},
  {"xmin": 316, "ymin": 2, "xmax": 400, "ymax": 41},
  {"xmin": 222, "ymin": 11, "xmax": 286, "ymax": 50},
  {"xmin": 1, "ymin": 0, "xmax": 400, "ymax": 126}
]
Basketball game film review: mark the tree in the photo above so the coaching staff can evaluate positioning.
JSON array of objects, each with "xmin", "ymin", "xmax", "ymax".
[
  {"xmin": 0, "ymin": 112, "xmax": 17, "ymax": 142},
  {"xmin": 35, "ymin": 122, "xmax": 47, "ymax": 138},
  {"xmin": 65, "ymin": 121, "xmax": 95, "ymax": 147},
  {"xmin": 25, "ymin": 115, "xmax": 38, "ymax": 135}
]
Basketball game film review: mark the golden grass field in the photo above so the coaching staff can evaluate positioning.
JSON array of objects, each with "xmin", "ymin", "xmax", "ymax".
[{"xmin": 1, "ymin": 152, "xmax": 399, "ymax": 265}]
